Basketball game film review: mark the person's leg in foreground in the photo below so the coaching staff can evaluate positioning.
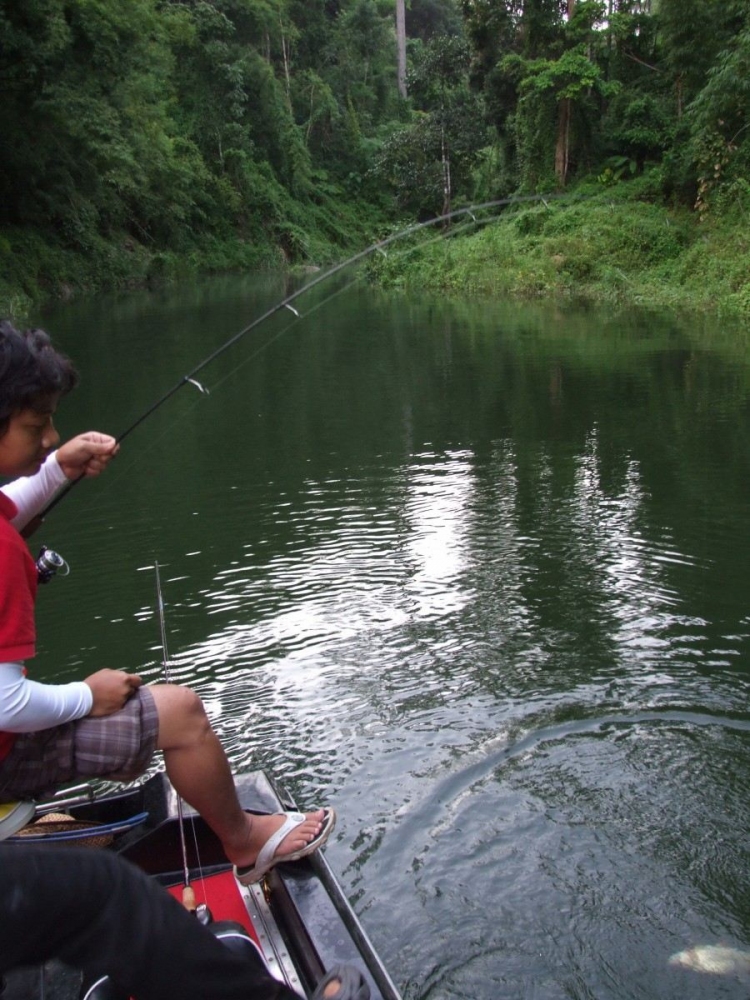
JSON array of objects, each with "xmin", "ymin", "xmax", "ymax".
[
  {"xmin": 0, "ymin": 845, "xmax": 369, "ymax": 1000},
  {"xmin": 0, "ymin": 684, "xmax": 334, "ymax": 883},
  {"xmin": 0, "ymin": 845, "xmax": 295, "ymax": 1000}
]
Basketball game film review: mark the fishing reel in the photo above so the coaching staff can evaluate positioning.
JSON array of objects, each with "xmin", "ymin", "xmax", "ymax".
[{"xmin": 36, "ymin": 545, "xmax": 70, "ymax": 585}]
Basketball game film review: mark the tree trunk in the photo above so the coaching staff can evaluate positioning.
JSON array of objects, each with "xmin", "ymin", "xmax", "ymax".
[
  {"xmin": 396, "ymin": 0, "xmax": 407, "ymax": 99},
  {"xmin": 441, "ymin": 124, "xmax": 451, "ymax": 217},
  {"xmin": 280, "ymin": 21, "xmax": 292, "ymax": 104},
  {"xmin": 554, "ymin": 97, "xmax": 571, "ymax": 186},
  {"xmin": 555, "ymin": 0, "xmax": 575, "ymax": 186}
]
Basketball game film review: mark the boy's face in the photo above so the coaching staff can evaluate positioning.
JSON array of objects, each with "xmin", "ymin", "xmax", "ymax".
[{"xmin": 0, "ymin": 397, "xmax": 61, "ymax": 478}]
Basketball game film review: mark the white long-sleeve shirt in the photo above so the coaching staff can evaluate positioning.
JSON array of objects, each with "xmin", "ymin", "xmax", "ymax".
[
  {"xmin": 2, "ymin": 452, "xmax": 69, "ymax": 531},
  {"xmin": 0, "ymin": 662, "xmax": 93, "ymax": 730},
  {"xmin": 0, "ymin": 453, "xmax": 94, "ymax": 731}
]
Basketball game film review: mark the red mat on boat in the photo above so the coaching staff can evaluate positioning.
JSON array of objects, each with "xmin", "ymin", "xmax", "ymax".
[{"xmin": 166, "ymin": 871, "xmax": 260, "ymax": 943}]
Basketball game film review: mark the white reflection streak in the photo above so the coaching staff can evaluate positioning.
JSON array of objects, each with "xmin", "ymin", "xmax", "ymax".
[
  {"xmin": 168, "ymin": 454, "xmax": 477, "ymax": 689},
  {"xmin": 404, "ymin": 451, "xmax": 475, "ymax": 620},
  {"xmin": 168, "ymin": 505, "xmax": 408, "ymax": 687},
  {"xmin": 572, "ymin": 430, "xmax": 651, "ymax": 622},
  {"xmin": 570, "ymin": 428, "xmax": 695, "ymax": 662}
]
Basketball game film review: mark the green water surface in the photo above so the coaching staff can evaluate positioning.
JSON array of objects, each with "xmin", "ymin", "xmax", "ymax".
[{"xmin": 26, "ymin": 277, "xmax": 750, "ymax": 1000}]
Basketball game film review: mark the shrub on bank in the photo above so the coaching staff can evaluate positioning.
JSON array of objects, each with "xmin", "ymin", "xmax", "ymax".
[{"xmin": 371, "ymin": 190, "xmax": 749, "ymax": 316}]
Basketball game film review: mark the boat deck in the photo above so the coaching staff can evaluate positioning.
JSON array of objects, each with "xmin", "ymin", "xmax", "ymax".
[{"xmin": 1, "ymin": 771, "xmax": 401, "ymax": 1000}]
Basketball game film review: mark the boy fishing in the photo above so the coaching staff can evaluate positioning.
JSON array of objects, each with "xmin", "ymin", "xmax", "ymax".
[{"xmin": 0, "ymin": 320, "xmax": 334, "ymax": 883}]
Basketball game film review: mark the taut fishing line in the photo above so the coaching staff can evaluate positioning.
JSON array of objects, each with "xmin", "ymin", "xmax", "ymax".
[
  {"xmin": 154, "ymin": 560, "xmax": 209, "ymax": 915},
  {"xmin": 36, "ymin": 193, "xmax": 573, "ymax": 524},
  {"xmin": 49, "ymin": 269, "xmax": 365, "ymax": 518}
]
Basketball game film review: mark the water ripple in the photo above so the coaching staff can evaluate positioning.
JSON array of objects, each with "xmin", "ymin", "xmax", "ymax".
[{"xmin": 35, "ymin": 287, "xmax": 750, "ymax": 1000}]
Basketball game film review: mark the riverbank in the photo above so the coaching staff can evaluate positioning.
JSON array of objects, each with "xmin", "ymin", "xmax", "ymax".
[
  {"xmin": 370, "ymin": 190, "xmax": 750, "ymax": 318},
  {"xmin": 0, "ymin": 197, "xmax": 377, "ymax": 322},
  {"xmin": 4, "ymin": 188, "xmax": 750, "ymax": 322},
  {"xmin": 0, "ymin": 228, "xmax": 286, "ymax": 321}
]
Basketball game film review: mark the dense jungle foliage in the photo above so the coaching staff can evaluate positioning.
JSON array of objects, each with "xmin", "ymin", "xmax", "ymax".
[{"xmin": 1, "ymin": 0, "xmax": 749, "ymax": 315}]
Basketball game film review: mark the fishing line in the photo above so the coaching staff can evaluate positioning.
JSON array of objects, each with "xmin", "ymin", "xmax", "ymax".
[
  {"xmin": 36, "ymin": 192, "xmax": 574, "ymax": 524},
  {"xmin": 191, "ymin": 268, "xmax": 362, "ymax": 399},
  {"xmin": 49, "ymin": 271, "xmax": 364, "ymax": 521},
  {"xmin": 154, "ymin": 562, "xmax": 193, "ymax": 906},
  {"xmin": 188, "ymin": 810, "xmax": 210, "ymax": 908}
]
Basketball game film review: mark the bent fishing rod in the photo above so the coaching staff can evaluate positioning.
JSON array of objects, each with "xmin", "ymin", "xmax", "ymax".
[{"xmin": 35, "ymin": 192, "xmax": 569, "ymax": 526}]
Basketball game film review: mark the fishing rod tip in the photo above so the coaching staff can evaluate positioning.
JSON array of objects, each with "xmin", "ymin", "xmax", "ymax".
[{"xmin": 186, "ymin": 377, "xmax": 209, "ymax": 395}]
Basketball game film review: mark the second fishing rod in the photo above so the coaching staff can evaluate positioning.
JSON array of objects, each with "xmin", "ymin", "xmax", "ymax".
[{"xmin": 34, "ymin": 192, "xmax": 571, "ymax": 530}]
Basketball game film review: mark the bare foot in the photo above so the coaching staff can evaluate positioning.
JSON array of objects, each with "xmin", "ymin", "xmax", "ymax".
[{"xmin": 227, "ymin": 810, "xmax": 326, "ymax": 870}]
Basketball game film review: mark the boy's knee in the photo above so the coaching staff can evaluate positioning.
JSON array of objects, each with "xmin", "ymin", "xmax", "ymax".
[{"xmin": 152, "ymin": 684, "xmax": 210, "ymax": 733}]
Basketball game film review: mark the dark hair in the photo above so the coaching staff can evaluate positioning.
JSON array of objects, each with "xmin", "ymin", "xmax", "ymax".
[{"xmin": 0, "ymin": 320, "xmax": 79, "ymax": 435}]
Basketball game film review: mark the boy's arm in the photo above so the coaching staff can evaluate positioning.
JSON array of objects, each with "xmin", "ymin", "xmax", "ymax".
[
  {"xmin": 2, "ymin": 432, "xmax": 118, "ymax": 531},
  {"xmin": 2, "ymin": 454, "xmax": 68, "ymax": 530},
  {"xmin": 0, "ymin": 664, "xmax": 142, "ymax": 730},
  {"xmin": 0, "ymin": 662, "xmax": 93, "ymax": 730}
]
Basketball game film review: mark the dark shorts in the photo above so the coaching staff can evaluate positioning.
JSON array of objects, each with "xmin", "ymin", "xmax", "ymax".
[{"xmin": 0, "ymin": 687, "xmax": 159, "ymax": 801}]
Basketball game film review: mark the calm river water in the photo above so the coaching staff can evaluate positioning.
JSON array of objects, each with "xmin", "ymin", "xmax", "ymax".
[{"xmin": 29, "ymin": 275, "xmax": 750, "ymax": 1000}]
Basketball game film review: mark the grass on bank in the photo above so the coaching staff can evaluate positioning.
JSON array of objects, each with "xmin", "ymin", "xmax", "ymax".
[
  {"xmin": 0, "ymin": 228, "xmax": 286, "ymax": 322},
  {"xmin": 370, "ymin": 188, "xmax": 750, "ymax": 317},
  {"xmin": 3, "ymin": 182, "xmax": 750, "ymax": 321}
]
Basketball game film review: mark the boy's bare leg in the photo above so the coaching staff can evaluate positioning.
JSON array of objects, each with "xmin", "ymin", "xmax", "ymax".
[{"xmin": 149, "ymin": 685, "xmax": 325, "ymax": 870}]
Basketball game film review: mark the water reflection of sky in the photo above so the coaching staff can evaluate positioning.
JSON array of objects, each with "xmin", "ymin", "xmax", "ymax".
[
  {"xmin": 164, "ymin": 430, "xmax": 746, "ymax": 723},
  {"xmin": 403, "ymin": 451, "xmax": 474, "ymax": 620},
  {"xmin": 169, "ymin": 450, "xmax": 478, "ymax": 680}
]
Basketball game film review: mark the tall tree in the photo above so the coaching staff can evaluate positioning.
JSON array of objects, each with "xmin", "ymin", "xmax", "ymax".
[
  {"xmin": 396, "ymin": 0, "xmax": 407, "ymax": 97},
  {"xmin": 656, "ymin": 0, "xmax": 735, "ymax": 117},
  {"xmin": 685, "ymin": 20, "xmax": 750, "ymax": 215},
  {"xmin": 555, "ymin": 0, "xmax": 576, "ymax": 183},
  {"xmin": 376, "ymin": 33, "xmax": 487, "ymax": 214}
]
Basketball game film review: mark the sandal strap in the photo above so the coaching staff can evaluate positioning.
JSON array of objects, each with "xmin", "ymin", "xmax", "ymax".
[{"xmin": 255, "ymin": 811, "xmax": 306, "ymax": 870}]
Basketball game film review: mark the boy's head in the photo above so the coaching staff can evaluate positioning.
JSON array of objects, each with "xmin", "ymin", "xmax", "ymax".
[
  {"xmin": 0, "ymin": 321, "xmax": 78, "ymax": 437},
  {"xmin": 0, "ymin": 321, "xmax": 78, "ymax": 477}
]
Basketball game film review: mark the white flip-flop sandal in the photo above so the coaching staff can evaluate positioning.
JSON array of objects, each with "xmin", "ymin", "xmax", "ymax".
[{"xmin": 234, "ymin": 808, "xmax": 336, "ymax": 885}]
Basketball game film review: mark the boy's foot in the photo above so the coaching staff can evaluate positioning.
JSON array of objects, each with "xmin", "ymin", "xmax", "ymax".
[{"xmin": 233, "ymin": 809, "xmax": 336, "ymax": 885}]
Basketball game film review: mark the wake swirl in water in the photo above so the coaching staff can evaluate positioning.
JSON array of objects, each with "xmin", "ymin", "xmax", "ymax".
[{"xmin": 38, "ymin": 282, "xmax": 750, "ymax": 1000}]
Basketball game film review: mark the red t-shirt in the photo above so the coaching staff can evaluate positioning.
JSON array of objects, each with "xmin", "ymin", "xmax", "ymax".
[{"xmin": 0, "ymin": 490, "xmax": 38, "ymax": 760}]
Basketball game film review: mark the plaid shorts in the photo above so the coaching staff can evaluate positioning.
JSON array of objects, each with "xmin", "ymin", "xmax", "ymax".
[{"xmin": 0, "ymin": 687, "xmax": 159, "ymax": 801}]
